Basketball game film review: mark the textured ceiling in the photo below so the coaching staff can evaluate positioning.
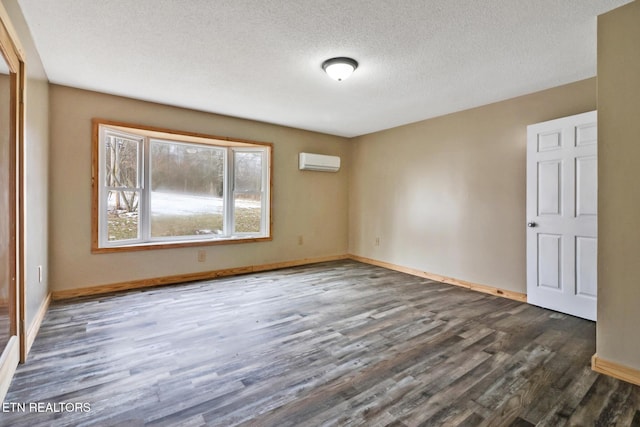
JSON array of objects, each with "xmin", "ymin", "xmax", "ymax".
[{"xmin": 16, "ymin": 0, "xmax": 632, "ymax": 137}]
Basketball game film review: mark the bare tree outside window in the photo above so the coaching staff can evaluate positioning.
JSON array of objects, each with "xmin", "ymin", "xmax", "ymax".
[
  {"xmin": 96, "ymin": 122, "xmax": 271, "ymax": 249},
  {"xmin": 104, "ymin": 135, "xmax": 140, "ymax": 241},
  {"xmin": 234, "ymin": 151, "xmax": 263, "ymax": 233}
]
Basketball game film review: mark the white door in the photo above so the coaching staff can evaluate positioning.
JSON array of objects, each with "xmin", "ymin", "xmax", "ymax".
[{"xmin": 526, "ymin": 111, "xmax": 597, "ymax": 321}]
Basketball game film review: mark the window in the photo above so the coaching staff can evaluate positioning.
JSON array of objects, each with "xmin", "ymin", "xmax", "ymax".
[{"xmin": 93, "ymin": 120, "xmax": 272, "ymax": 251}]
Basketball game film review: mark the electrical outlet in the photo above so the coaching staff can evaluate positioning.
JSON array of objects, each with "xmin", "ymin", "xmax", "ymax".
[
  {"xmin": 375, "ymin": 237, "xmax": 380, "ymax": 246},
  {"xmin": 197, "ymin": 250, "xmax": 206, "ymax": 262},
  {"xmin": 298, "ymin": 235, "xmax": 304, "ymax": 245}
]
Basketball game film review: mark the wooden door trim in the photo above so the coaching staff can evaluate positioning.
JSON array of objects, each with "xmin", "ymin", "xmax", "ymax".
[
  {"xmin": 16, "ymin": 61, "xmax": 25, "ymax": 362},
  {"xmin": 0, "ymin": 3, "xmax": 27, "ymax": 403}
]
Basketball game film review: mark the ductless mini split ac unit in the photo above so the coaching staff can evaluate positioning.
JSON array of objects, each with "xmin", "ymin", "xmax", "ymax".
[{"xmin": 298, "ymin": 152, "xmax": 341, "ymax": 172}]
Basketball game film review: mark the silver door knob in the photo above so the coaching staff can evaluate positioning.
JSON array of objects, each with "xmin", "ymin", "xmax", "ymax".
[{"xmin": 527, "ymin": 222, "xmax": 537, "ymax": 228}]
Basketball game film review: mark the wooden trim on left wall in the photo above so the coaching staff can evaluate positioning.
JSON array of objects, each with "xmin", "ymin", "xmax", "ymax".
[
  {"xmin": 25, "ymin": 293, "xmax": 51, "ymax": 359},
  {"xmin": 52, "ymin": 255, "xmax": 350, "ymax": 300}
]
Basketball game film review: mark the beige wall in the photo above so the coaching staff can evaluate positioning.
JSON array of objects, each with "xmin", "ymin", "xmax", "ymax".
[
  {"xmin": 349, "ymin": 79, "xmax": 596, "ymax": 293},
  {"xmin": 2, "ymin": 0, "xmax": 50, "ymax": 331},
  {"xmin": 49, "ymin": 85, "xmax": 349, "ymax": 292},
  {"xmin": 597, "ymin": 0, "xmax": 640, "ymax": 371}
]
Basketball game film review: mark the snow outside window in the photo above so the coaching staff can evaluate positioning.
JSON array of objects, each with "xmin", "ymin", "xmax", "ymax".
[{"xmin": 94, "ymin": 122, "xmax": 271, "ymax": 251}]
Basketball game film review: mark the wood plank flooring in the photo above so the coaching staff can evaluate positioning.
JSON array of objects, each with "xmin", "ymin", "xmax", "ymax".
[{"xmin": 2, "ymin": 260, "xmax": 640, "ymax": 426}]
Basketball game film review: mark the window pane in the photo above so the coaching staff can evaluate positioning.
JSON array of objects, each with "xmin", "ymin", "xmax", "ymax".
[
  {"xmin": 97, "ymin": 122, "xmax": 271, "ymax": 249},
  {"xmin": 150, "ymin": 141, "xmax": 225, "ymax": 238},
  {"xmin": 235, "ymin": 193, "xmax": 262, "ymax": 233},
  {"xmin": 150, "ymin": 192, "xmax": 223, "ymax": 237},
  {"xmin": 234, "ymin": 152, "xmax": 262, "ymax": 192},
  {"xmin": 105, "ymin": 135, "xmax": 139, "ymax": 188},
  {"xmin": 107, "ymin": 190, "xmax": 139, "ymax": 241}
]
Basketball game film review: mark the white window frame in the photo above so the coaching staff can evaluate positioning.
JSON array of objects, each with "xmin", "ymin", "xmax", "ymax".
[
  {"xmin": 93, "ymin": 120, "xmax": 272, "ymax": 252},
  {"xmin": 231, "ymin": 147, "xmax": 270, "ymax": 236},
  {"xmin": 99, "ymin": 129, "xmax": 145, "ymax": 245}
]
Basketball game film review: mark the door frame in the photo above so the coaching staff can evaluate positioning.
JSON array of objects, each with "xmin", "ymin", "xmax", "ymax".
[{"xmin": 0, "ymin": 2, "xmax": 25, "ymax": 402}]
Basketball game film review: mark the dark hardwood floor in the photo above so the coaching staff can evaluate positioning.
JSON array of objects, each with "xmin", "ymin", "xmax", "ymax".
[{"xmin": 2, "ymin": 260, "xmax": 639, "ymax": 426}]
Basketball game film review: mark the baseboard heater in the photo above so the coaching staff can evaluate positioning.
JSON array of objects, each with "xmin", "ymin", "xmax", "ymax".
[{"xmin": 299, "ymin": 152, "xmax": 341, "ymax": 172}]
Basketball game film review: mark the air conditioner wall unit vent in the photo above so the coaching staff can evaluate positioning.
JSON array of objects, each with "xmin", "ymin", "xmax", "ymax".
[{"xmin": 299, "ymin": 152, "xmax": 341, "ymax": 172}]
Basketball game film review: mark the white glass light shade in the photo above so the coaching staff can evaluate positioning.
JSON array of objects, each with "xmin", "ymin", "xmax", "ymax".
[{"xmin": 322, "ymin": 57, "xmax": 358, "ymax": 81}]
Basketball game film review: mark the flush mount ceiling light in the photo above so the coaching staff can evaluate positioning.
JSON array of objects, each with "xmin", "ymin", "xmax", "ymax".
[{"xmin": 322, "ymin": 57, "xmax": 358, "ymax": 82}]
